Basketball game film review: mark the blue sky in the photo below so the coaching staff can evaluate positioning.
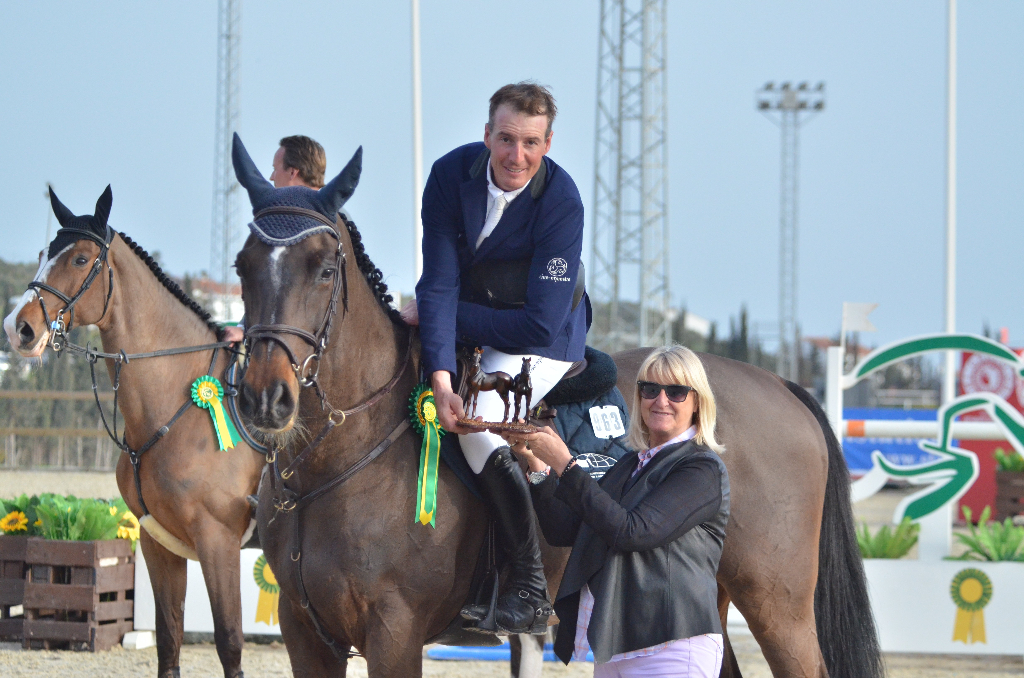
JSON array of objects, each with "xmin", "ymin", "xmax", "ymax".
[{"xmin": 1, "ymin": 2, "xmax": 1020, "ymax": 349}]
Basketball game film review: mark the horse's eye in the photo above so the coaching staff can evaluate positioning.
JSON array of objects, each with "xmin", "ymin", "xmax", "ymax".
[
  {"xmin": 320, "ymin": 268, "xmax": 336, "ymax": 281},
  {"xmin": 73, "ymin": 255, "xmax": 89, "ymax": 267}
]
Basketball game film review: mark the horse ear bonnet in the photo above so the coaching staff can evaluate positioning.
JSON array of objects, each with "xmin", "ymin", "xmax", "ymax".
[
  {"xmin": 46, "ymin": 185, "xmax": 113, "ymax": 260},
  {"xmin": 232, "ymin": 132, "xmax": 363, "ymax": 246}
]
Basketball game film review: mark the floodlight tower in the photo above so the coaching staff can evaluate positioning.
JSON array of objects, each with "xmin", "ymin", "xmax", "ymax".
[
  {"xmin": 210, "ymin": 0, "xmax": 241, "ymax": 321},
  {"xmin": 756, "ymin": 81, "xmax": 825, "ymax": 382},
  {"xmin": 590, "ymin": 0, "xmax": 671, "ymax": 352}
]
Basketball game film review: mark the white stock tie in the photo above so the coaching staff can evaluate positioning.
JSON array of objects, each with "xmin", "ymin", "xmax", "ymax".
[{"xmin": 476, "ymin": 194, "xmax": 508, "ymax": 248}]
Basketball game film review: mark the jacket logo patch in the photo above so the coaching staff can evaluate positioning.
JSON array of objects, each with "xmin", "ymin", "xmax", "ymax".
[
  {"xmin": 546, "ymin": 258, "xmax": 568, "ymax": 276},
  {"xmin": 541, "ymin": 257, "xmax": 571, "ymax": 282}
]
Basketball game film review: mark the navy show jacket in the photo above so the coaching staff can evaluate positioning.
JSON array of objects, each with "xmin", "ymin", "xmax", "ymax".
[{"xmin": 416, "ymin": 141, "xmax": 589, "ymax": 376}]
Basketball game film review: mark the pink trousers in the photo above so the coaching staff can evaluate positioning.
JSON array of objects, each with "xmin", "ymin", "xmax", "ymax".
[{"xmin": 592, "ymin": 634, "xmax": 724, "ymax": 678}]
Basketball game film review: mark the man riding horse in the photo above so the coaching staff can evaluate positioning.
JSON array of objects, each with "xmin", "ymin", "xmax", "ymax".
[{"xmin": 404, "ymin": 82, "xmax": 589, "ymax": 635}]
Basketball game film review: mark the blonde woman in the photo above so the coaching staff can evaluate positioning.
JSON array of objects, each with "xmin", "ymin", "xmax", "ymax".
[{"xmin": 503, "ymin": 345, "xmax": 729, "ymax": 677}]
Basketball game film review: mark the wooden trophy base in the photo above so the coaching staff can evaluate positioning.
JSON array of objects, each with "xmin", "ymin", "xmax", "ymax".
[{"xmin": 457, "ymin": 418, "xmax": 538, "ymax": 434}]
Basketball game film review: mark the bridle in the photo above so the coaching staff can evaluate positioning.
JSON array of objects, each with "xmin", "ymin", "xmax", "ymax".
[
  {"xmin": 242, "ymin": 208, "xmax": 413, "ymax": 661},
  {"xmin": 21, "ymin": 225, "xmax": 250, "ymax": 518},
  {"xmin": 28, "ymin": 224, "xmax": 114, "ymax": 354},
  {"xmin": 243, "ymin": 206, "xmax": 351, "ymax": 414}
]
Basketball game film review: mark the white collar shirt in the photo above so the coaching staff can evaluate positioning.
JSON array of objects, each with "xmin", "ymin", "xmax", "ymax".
[
  {"xmin": 632, "ymin": 425, "xmax": 697, "ymax": 476},
  {"xmin": 476, "ymin": 163, "xmax": 528, "ymax": 248}
]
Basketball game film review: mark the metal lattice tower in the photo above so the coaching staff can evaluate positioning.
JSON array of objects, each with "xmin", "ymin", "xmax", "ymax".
[
  {"xmin": 210, "ymin": 0, "xmax": 241, "ymax": 321},
  {"xmin": 590, "ymin": 0, "xmax": 671, "ymax": 352},
  {"xmin": 756, "ymin": 82, "xmax": 824, "ymax": 382}
]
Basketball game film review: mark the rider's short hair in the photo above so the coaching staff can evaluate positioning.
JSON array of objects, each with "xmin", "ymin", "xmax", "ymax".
[
  {"xmin": 279, "ymin": 135, "xmax": 327, "ymax": 188},
  {"xmin": 488, "ymin": 82, "xmax": 557, "ymax": 138},
  {"xmin": 626, "ymin": 345, "xmax": 724, "ymax": 454}
]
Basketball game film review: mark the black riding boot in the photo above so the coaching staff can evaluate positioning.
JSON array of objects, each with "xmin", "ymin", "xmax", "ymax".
[{"xmin": 461, "ymin": 446, "xmax": 552, "ymax": 635}]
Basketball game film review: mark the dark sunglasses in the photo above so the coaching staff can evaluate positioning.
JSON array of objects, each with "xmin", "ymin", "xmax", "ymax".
[{"xmin": 637, "ymin": 381, "xmax": 693, "ymax": 403}]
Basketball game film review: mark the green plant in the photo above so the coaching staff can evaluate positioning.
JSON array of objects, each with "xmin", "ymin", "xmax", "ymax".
[
  {"xmin": 1, "ymin": 494, "xmax": 43, "ymax": 535},
  {"xmin": 34, "ymin": 495, "xmax": 122, "ymax": 542},
  {"xmin": 857, "ymin": 517, "xmax": 920, "ymax": 559},
  {"xmin": 951, "ymin": 505, "xmax": 1024, "ymax": 562},
  {"xmin": 2, "ymin": 494, "xmax": 138, "ymax": 548},
  {"xmin": 994, "ymin": 447, "xmax": 1024, "ymax": 473}
]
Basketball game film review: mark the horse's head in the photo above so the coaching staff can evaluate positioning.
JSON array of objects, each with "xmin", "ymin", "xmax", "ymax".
[
  {"xmin": 231, "ymin": 133, "xmax": 362, "ymax": 434},
  {"xmin": 4, "ymin": 186, "xmax": 114, "ymax": 357}
]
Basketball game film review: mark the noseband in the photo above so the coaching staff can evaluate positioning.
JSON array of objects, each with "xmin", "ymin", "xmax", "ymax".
[
  {"xmin": 28, "ymin": 225, "xmax": 115, "ymax": 353},
  {"xmin": 243, "ymin": 207, "xmax": 350, "ymax": 408}
]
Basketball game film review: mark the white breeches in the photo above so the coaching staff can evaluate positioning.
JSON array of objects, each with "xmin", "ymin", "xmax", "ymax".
[{"xmin": 459, "ymin": 347, "xmax": 572, "ymax": 474}]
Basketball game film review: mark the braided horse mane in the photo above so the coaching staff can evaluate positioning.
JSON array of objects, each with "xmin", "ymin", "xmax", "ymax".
[
  {"xmin": 114, "ymin": 215, "xmax": 400, "ymax": 337},
  {"xmin": 116, "ymin": 232, "xmax": 222, "ymax": 337},
  {"xmin": 338, "ymin": 213, "xmax": 403, "ymax": 324}
]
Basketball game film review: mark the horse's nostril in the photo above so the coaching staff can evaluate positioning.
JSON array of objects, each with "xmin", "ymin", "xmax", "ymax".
[
  {"xmin": 269, "ymin": 381, "xmax": 295, "ymax": 423},
  {"xmin": 17, "ymin": 320, "xmax": 35, "ymax": 347},
  {"xmin": 239, "ymin": 382, "xmax": 258, "ymax": 421}
]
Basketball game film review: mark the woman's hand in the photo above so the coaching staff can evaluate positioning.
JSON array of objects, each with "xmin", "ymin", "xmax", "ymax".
[{"xmin": 496, "ymin": 425, "xmax": 575, "ymax": 477}]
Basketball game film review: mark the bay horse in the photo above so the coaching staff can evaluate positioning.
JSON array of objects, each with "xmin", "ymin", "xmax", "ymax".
[
  {"xmin": 4, "ymin": 186, "xmax": 263, "ymax": 678},
  {"xmin": 230, "ymin": 137, "xmax": 879, "ymax": 677},
  {"xmin": 235, "ymin": 219, "xmax": 880, "ymax": 677}
]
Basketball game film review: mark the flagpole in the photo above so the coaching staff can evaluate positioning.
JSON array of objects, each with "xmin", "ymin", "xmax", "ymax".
[
  {"xmin": 943, "ymin": 0, "xmax": 958, "ymax": 403},
  {"xmin": 411, "ymin": 0, "xmax": 424, "ymax": 282},
  {"xmin": 839, "ymin": 303, "xmax": 848, "ymax": 372}
]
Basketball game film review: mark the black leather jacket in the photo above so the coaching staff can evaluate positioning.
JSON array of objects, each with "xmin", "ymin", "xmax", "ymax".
[{"xmin": 531, "ymin": 439, "xmax": 730, "ymax": 664}]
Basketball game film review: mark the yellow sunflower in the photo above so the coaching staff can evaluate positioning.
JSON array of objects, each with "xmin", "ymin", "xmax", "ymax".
[
  {"xmin": 109, "ymin": 505, "xmax": 119, "ymax": 516},
  {"xmin": 0, "ymin": 510, "xmax": 28, "ymax": 533}
]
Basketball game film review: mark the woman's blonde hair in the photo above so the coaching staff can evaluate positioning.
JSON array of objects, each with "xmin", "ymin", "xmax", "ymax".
[{"xmin": 626, "ymin": 345, "xmax": 724, "ymax": 454}]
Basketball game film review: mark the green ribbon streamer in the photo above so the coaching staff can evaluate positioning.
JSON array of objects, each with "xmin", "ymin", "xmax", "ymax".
[
  {"xmin": 191, "ymin": 376, "xmax": 242, "ymax": 451},
  {"xmin": 410, "ymin": 383, "xmax": 445, "ymax": 527}
]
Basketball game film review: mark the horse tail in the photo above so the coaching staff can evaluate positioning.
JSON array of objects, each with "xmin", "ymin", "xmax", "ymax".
[{"xmin": 785, "ymin": 380, "xmax": 884, "ymax": 678}]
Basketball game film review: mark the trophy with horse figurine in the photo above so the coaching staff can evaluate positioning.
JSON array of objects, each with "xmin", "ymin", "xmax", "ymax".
[{"xmin": 458, "ymin": 348, "xmax": 537, "ymax": 433}]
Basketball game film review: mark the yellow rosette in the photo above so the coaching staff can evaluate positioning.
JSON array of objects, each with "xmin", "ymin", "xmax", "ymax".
[
  {"xmin": 191, "ymin": 376, "xmax": 241, "ymax": 451},
  {"xmin": 950, "ymin": 568, "xmax": 992, "ymax": 644},
  {"xmin": 409, "ymin": 383, "xmax": 445, "ymax": 527},
  {"xmin": 253, "ymin": 554, "xmax": 280, "ymax": 626}
]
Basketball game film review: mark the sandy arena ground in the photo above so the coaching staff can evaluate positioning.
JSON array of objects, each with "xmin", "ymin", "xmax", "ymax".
[
  {"xmin": 1, "ymin": 471, "xmax": 1021, "ymax": 676},
  {"xmin": 1, "ymin": 636, "xmax": 1022, "ymax": 677}
]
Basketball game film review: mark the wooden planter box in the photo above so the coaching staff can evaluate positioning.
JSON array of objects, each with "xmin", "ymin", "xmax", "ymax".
[
  {"xmin": 0, "ymin": 535, "xmax": 29, "ymax": 641},
  {"xmin": 0, "ymin": 536, "xmax": 134, "ymax": 651},
  {"xmin": 995, "ymin": 471, "xmax": 1024, "ymax": 521}
]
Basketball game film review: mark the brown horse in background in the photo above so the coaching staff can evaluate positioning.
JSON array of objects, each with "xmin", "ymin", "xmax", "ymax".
[
  {"xmin": 235, "ymin": 211, "xmax": 881, "ymax": 677},
  {"xmin": 5, "ymin": 187, "xmax": 262, "ymax": 678}
]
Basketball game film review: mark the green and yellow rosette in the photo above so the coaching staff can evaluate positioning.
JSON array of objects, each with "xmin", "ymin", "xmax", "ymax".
[
  {"xmin": 409, "ymin": 383, "xmax": 446, "ymax": 527},
  {"xmin": 253, "ymin": 554, "xmax": 280, "ymax": 625},
  {"xmin": 191, "ymin": 376, "xmax": 241, "ymax": 451},
  {"xmin": 950, "ymin": 568, "xmax": 991, "ymax": 644}
]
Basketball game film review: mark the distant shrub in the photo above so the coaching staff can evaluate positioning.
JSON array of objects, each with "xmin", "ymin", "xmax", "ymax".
[
  {"xmin": 951, "ymin": 505, "xmax": 1024, "ymax": 562},
  {"xmin": 994, "ymin": 448, "xmax": 1024, "ymax": 473},
  {"xmin": 857, "ymin": 517, "xmax": 920, "ymax": 559}
]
